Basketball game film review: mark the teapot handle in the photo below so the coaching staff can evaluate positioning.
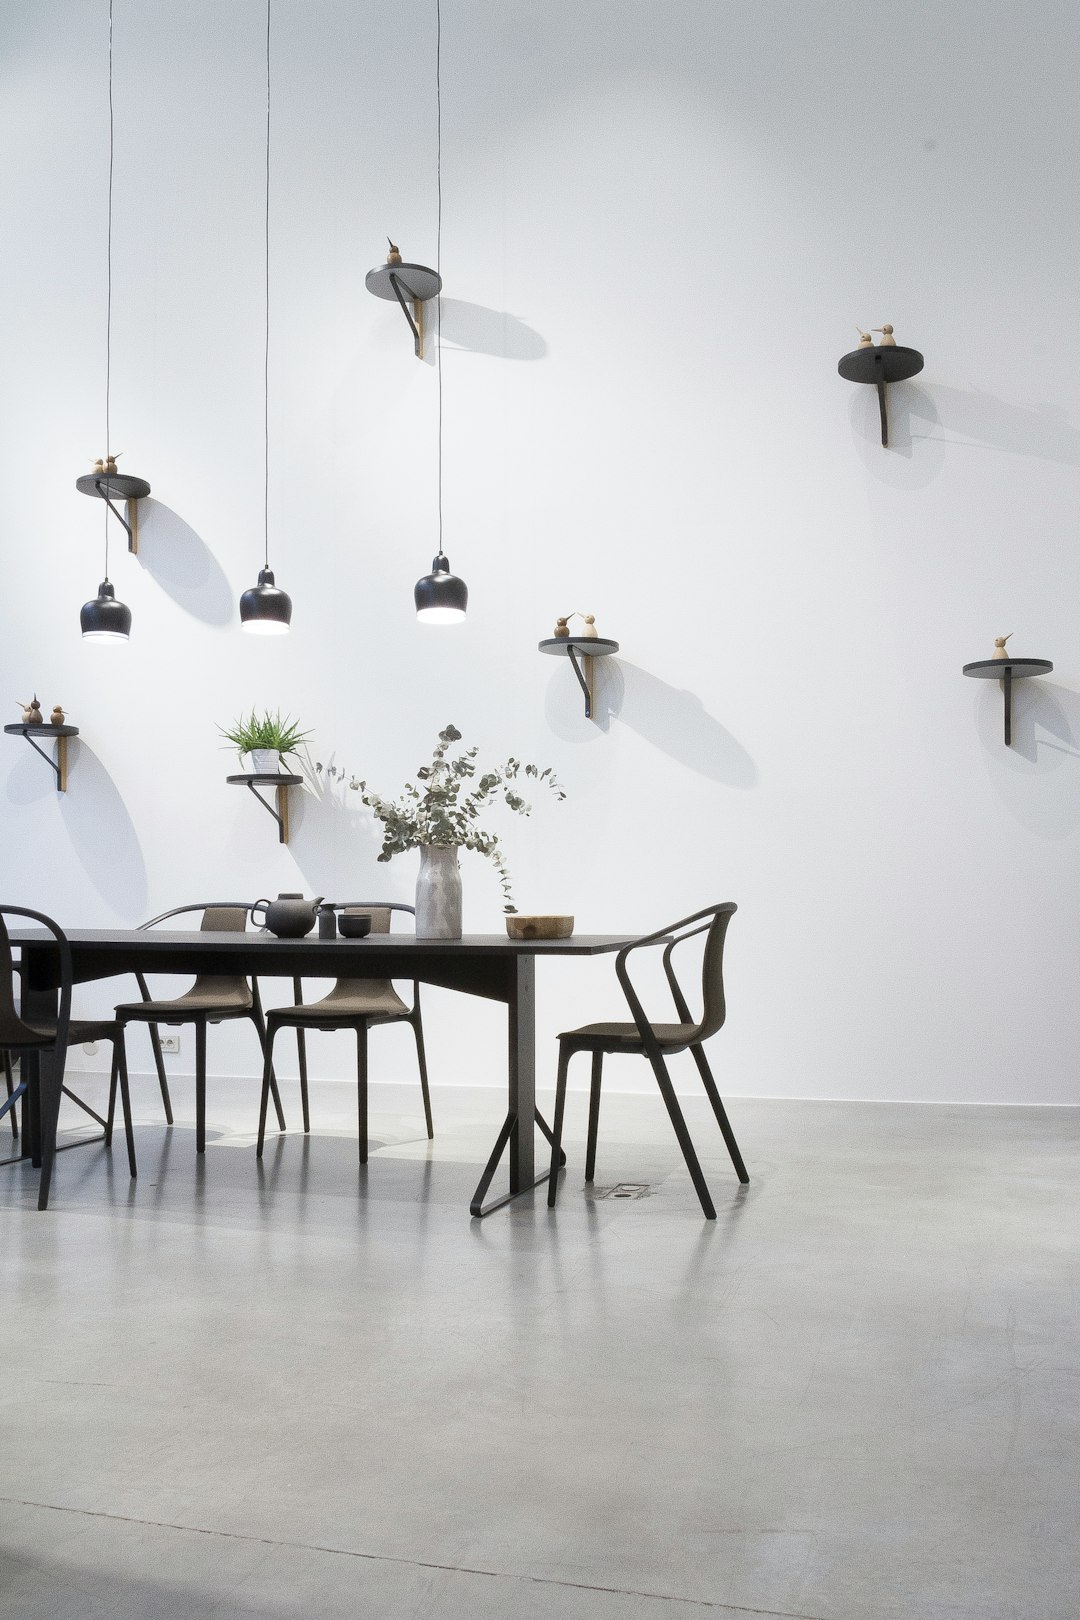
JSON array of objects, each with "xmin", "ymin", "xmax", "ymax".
[{"xmin": 250, "ymin": 898, "xmax": 270, "ymax": 929}]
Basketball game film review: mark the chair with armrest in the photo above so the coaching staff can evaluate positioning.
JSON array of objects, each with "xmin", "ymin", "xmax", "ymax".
[
  {"xmin": 109, "ymin": 903, "xmax": 286, "ymax": 1154},
  {"xmin": 0, "ymin": 905, "xmax": 136, "ymax": 1209},
  {"xmin": 256, "ymin": 902, "xmax": 432, "ymax": 1162},
  {"xmin": 545, "ymin": 903, "xmax": 748, "ymax": 1219}
]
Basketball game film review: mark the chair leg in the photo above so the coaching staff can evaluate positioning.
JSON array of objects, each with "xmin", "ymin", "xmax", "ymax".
[
  {"xmin": 256, "ymin": 1025, "xmax": 280, "ymax": 1158},
  {"xmin": 411, "ymin": 1011, "xmax": 434, "ymax": 1140},
  {"xmin": 547, "ymin": 1042, "xmax": 572, "ymax": 1208},
  {"xmin": 147, "ymin": 1024, "xmax": 174, "ymax": 1125},
  {"xmin": 690, "ymin": 1044, "xmax": 749, "ymax": 1184},
  {"xmin": 585, "ymin": 1051, "xmax": 603, "ymax": 1182},
  {"xmin": 4, "ymin": 1051, "xmax": 17, "ymax": 1139},
  {"xmin": 356, "ymin": 1024, "xmax": 369, "ymax": 1164},
  {"xmin": 291, "ymin": 979, "xmax": 309, "ymax": 1133},
  {"xmin": 250, "ymin": 1007, "xmax": 287, "ymax": 1132},
  {"xmin": 647, "ymin": 1048, "xmax": 716, "ymax": 1219},
  {"xmin": 105, "ymin": 1047, "xmax": 119, "ymax": 1144},
  {"xmin": 297, "ymin": 1034, "xmax": 309, "ymax": 1132},
  {"xmin": 115, "ymin": 1035, "xmax": 137, "ymax": 1179},
  {"xmin": 195, "ymin": 1022, "xmax": 207, "ymax": 1154},
  {"xmin": 36, "ymin": 1053, "xmax": 65, "ymax": 1211}
]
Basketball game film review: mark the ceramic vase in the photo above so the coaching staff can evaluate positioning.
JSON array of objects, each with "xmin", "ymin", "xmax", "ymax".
[{"xmin": 415, "ymin": 844, "xmax": 462, "ymax": 939}]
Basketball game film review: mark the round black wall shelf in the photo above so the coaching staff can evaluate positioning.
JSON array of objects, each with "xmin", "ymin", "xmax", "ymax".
[
  {"xmin": 962, "ymin": 657, "xmax": 1052, "ymax": 746},
  {"xmin": 227, "ymin": 773, "xmax": 303, "ymax": 844},
  {"xmin": 539, "ymin": 636, "xmax": 619, "ymax": 721},
  {"xmin": 838, "ymin": 343, "xmax": 924, "ymax": 448},
  {"xmin": 366, "ymin": 260, "xmax": 442, "ymax": 359},
  {"xmin": 76, "ymin": 470, "xmax": 152, "ymax": 554},
  {"xmin": 5, "ymin": 723, "xmax": 80, "ymax": 793}
]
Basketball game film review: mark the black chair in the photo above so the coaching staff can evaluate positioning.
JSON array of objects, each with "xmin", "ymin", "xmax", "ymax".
[
  {"xmin": 257, "ymin": 902, "xmax": 432, "ymax": 1162},
  {"xmin": 546, "ymin": 904, "xmax": 748, "ymax": 1219},
  {"xmin": 109, "ymin": 903, "xmax": 286, "ymax": 1154},
  {"xmin": 3, "ymin": 1051, "xmax": 18, "ymax": 1139},
  {"xmin": 0, "ymin": 905, "xmax": 136, "ymax": 1210}
]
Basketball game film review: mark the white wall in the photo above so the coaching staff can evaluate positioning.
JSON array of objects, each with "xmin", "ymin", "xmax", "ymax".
[{"xmin": 2, "ymin": 0, "xmax": 1080, "ymax": 1103}]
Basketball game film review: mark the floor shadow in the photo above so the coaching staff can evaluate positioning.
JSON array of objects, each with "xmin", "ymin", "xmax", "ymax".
[
  {"xmin": 136, "ymin": 499, "xmax": 234, "ymax": 625},
  {"xmin": 438, "ymin": 298, "xmax": 546, "ymax": 360},
  {"xmin": 58, "ymin": 742, "xmax": 149, "ymax": 916}
]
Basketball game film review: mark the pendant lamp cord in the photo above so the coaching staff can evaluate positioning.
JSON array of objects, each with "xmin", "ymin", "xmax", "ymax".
[
  {"xmin": 263, "ymin": 0, "xmax": 271, "ymax": 570},
  {"xmin": 435, "ymin": 0, "xmax": 443, "ymax": 556},
  {"xmin": 104, "ymin": 0, "xmax": 114, "ymax": 582}
]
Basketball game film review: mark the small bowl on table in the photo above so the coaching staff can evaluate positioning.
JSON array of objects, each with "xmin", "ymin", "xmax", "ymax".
[
  {"xmin": 338, "ymin": 911, "xmax": 373, "ymax": 939},
  {"xmin": 505, "ymin": 915, "xmax": 574, "ymax": 941}
]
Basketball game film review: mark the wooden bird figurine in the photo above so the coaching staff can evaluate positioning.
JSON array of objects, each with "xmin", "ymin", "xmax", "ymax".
[
  {"xmin": 386, "ymin": 238, "xmax": 402, "ymax": 266},
  {"xmin": 992, "ymin": 634, "xmax": 1013, "ymax": 661},
  {"xmin": 579, "ymin": 613, "xmax": 599, "ymax": 639},
  {"xmin": 18, "ymin": 694, "xmax": 44, "ymax": 725},
  {"xmin": 554, "ymin": 616, "xmax": 570, "ymax": 638},
  {"xmin": 873, "ymin": 325, "xmax": 897, "ymax": 346},
  {"xmin": 856, "ymin": 327, "xmax": 874, "ymax": 348},
  {"xmin": 50, "ymin": 705, "xmax": 66, "ymax": 727},
  {"xmin": 91, "ymin": 453, "xmax": 122, "ymax": 475}
]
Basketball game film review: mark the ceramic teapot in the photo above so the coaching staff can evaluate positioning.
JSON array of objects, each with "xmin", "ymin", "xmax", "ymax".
[{"xmin": 251, "ymin": 892, "xmax": 324, "ymax": 939}]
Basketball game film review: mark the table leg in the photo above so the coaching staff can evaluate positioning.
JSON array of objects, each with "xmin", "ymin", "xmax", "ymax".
[
  {"xmin": 508, "ymin": 955, "xmax": 535, "ymax": 1190},
  {"xmin": 471, "ymin": 956, "xmax": 562, "ymax": 1217}
]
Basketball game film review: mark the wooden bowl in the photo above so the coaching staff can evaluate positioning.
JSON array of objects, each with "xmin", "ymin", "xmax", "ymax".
[{"xmin": 505, "ymin": 914, "xmax": 574, "ymax": 941}]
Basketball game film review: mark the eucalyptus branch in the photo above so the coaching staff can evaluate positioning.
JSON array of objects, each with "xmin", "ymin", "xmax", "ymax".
[{"xmin": 346, "ymin": 724, "xmax": 565, "ymax": 911}]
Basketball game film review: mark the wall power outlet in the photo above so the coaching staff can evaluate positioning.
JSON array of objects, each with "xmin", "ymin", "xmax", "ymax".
[{"xmin": 159, "ymin": 1034, "xmax": 181, "ymax": 1054}]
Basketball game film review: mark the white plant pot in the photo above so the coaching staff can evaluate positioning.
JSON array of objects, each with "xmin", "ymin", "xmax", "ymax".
[{"xmin": 243, "ymin": 749, "xmax": 281, "ymax": 775}]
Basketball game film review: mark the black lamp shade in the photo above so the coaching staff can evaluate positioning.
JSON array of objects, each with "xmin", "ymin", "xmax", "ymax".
[
  {"xmin": 81, "ymin": 580, "xmax": 131, "ymax": 641},
  {"xmin": 240, "ymin": 567, "xmax": 292, "ymax": 634},
  {"xmin": 415, "ymin": 554, "xmax": 468, "ymax": 623}
]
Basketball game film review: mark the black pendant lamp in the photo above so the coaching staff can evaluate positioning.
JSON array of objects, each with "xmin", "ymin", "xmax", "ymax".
[
  {"xmin": 80, "ymin": 0, "xmax": 134, "ymax": 644},
  {"xmin": 240, "ymin": 0, "xmax": 292, "ymax": 636},
  {"xmin": 81, "ymin": 579, "xmax": 132, "ymax": 641},
  {"xmin": 414, "ymin": 0, "xmax": 467, "ymax": 625}
]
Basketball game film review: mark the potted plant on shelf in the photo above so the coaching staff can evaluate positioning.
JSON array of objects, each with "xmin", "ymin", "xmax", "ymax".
[
  {"xmin": 218, "ymin": 709, "xmax": 311, "ymax": 776},
  {"xmin": 349, "ymin": 724, "xmax": 565, "ymax": 939}
]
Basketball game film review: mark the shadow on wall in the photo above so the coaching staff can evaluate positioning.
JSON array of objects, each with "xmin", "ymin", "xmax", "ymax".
[
  {"xmin": 137, "ymin": 500, "xmax": 234, "ymax": 625},
  {"xmin": 916, "ymin": 385, "xmax": 1080, "ymax": 464},
  {"xmin": 972, "ymin": 677, "xmax": 1080, "ymax": 838},
  {"xmin": 437, "ymin": 299, "xmax": 547, "ymax": 361},
  {"xmin": 544, "ymin": 658, "xmax": 757, "ymax": 787},
  {"xmin": 850, "ymin": 380, "xmax": 1080, "ymax": 487},
  {"xmin": 849, "ymin": 383, "xmax": 944, "ymax": 486},
  {"xmin": 286, "ymin": 757, "xmax": 388, "ymax": 899},
  {"xmin": 58, "ymin": 743, "xmax": 149, "ymax": 917}
]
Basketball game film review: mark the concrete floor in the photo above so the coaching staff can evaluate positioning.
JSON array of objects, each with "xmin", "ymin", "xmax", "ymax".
[{"xmin": 0, "ymin": 1076, "xmax": 1078, "ymax": 1620}]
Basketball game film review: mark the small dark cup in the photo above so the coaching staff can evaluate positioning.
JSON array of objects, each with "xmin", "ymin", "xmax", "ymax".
[{"xmin": 338, "ymin": 912, "xmax": 373, "ymax": 939}]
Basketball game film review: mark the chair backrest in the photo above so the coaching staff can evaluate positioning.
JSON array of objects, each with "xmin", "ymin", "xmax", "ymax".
[
  {"xmin": 0, "ymin": 905, "xmax": 73, "ymax": 1052},
  {"xmin": 617, "ymin": 902, "xmax": 737, "ymax": 1045},
  {"xmin": 695, "ymin": 904, "xmax": 736, "ymax": 1041},
  {"xmin": 332, "ymin": 903, "xmax": 402, "ymax": 997},
  {"xmin": 139, "ymin": 903, "xmax": 253, "ymax": 1004}
]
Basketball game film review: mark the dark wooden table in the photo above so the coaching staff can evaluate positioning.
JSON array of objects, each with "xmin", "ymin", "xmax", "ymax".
[{"xmin": 11, "ymin": 929, "xmax": 635, "ymax": 1214}]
